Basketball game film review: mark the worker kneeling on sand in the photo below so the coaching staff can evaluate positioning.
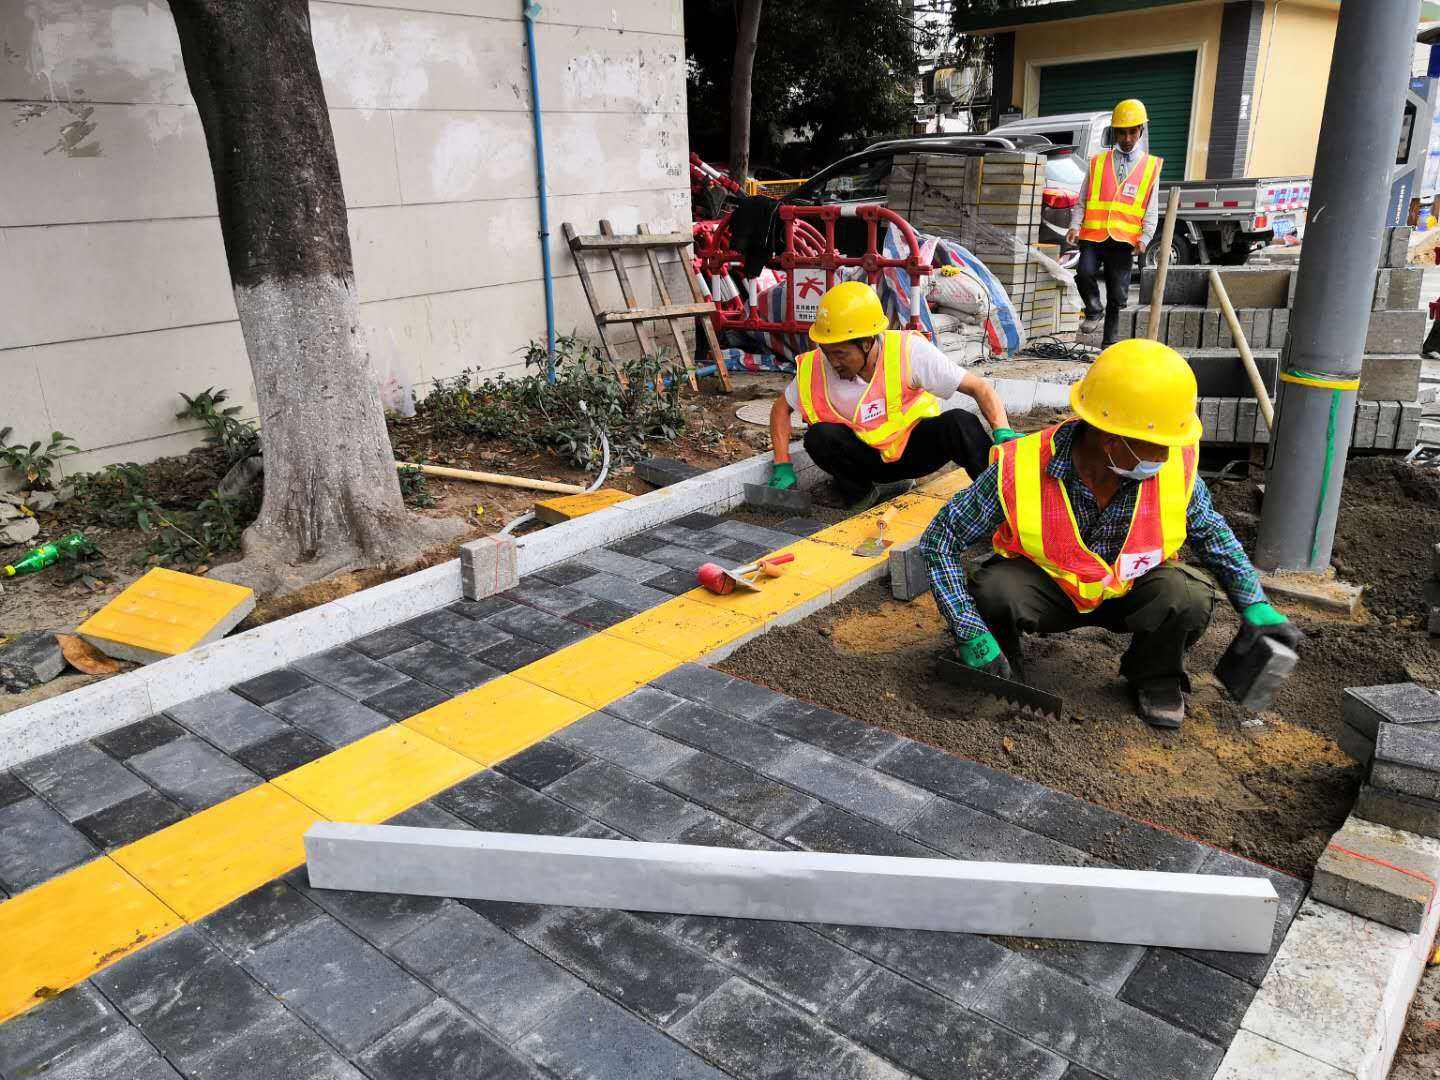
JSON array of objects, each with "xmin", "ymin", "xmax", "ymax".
[
  {"xmin": 918, "ymin": 339, "xmax": 1302, "ymax": 728},
  {"xmin": 767, "ymin": 281, "xmax": 1014, "ymax": 511}
]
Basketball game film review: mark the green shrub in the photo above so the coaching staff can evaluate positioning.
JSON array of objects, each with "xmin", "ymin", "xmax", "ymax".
[
  {"xmin": 0, "ymin": 428, "xmax": 78, "ymax": 490},
  {"xmin": 178, "ymin": 387, "xmax": 260, "ymax": 464}
]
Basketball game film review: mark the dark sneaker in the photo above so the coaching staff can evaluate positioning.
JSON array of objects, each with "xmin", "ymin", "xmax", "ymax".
[
  {"xmin": 1134, "ymin": 682, "xmax": 1185, "ymax": 729},
  {"xmin": 849, "ymin": 479, "xmax": 914, "ymax": 512}
]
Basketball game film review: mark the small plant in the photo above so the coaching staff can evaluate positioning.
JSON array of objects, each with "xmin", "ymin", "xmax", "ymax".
[
  {"xmin": 0, "ymin": 427, "xmax": 78, "ymax": 490},
  {"xmin": 398, "ymin": 464, "xmax": 437, "ymax": 508},
  {"xmin": 178, "ymin": 388, "xmax": 260, "ymax": 464},
  {"xmin": 135, "ymin": 491, "xmax": 254, "ymax": 568}
]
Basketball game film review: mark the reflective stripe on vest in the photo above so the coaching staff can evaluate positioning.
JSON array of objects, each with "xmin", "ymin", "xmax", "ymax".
[
  {"xmin": 991, "ymin": 422, "xmax": 1197, "ymax": 612},
  {"xmin": 1078, "ymin": 151, "xmax": 1161, "ymax": 246},
  {"xmin": 796, "ymin": 330, "xmax": 943, "ymax": 463}
]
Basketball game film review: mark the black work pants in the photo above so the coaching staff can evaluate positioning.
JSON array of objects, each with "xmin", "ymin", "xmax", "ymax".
[
  {"xmin": 803, "ymin": 411, "xmax": 991, "ymax": 496},
  {"xmin": 970, "ymin": 557, "xmax": 1216, "ymax": 689},
  {"xmin": 1076, "ymin": 238, "xmax": 1137, "ymax": 346}
]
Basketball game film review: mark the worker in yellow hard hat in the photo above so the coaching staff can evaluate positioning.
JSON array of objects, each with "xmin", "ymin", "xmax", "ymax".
[
  {"xmin": 768, "ymin": 280, "xmax": 1014, "ymax": 510},
  {"xmin": 1067, "ymin": 99, "xmax": 1163, "ymax": 348},
  {"xmin": 918, "ymin": 339, "xmax": 1302, "ymax": 728}
]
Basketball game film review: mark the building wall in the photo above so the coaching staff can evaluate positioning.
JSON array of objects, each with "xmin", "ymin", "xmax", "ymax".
[
  {"xmin": 1010, "ymin": 1, "xmax": 1225, "ymax": 179},
  {"xmin": 0, "ymin": 0, "xmax": 690, "ymax": 475},
  {"xmin": 1245, "ymin": 0, "xmax": 1339, "ymax": 177}
]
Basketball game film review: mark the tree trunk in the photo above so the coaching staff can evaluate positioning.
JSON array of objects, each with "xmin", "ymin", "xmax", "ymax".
[
  {"xmin": 728, "ymin": 0, "xmax": 764, "ymax": 183},
  {"xmin": 168, "ymin": 0, "xmax": 462, "ymax": 597}
]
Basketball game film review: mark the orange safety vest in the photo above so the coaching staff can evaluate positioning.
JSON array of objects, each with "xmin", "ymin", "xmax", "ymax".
[
  {"xmin": 1078, "ymin": 150, "xmax": 1162, "ymax": 247},
  {"xmin": 795, "ymin": 330, "xmax": 943, "ymax": 463},
  {"xmin": 991, "ymin": 422, "xmax": 1197, "ymax": 612}
]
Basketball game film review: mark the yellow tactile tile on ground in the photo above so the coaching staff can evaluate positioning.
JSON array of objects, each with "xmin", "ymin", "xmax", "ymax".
[
  {"xmin": 514, "ymin": 632, "xmax": 678, "ymax": 709},
  {"xmin": 806, "ymin": 506, "xmax": 929, "ymax": 553},
  {"xmin": 112, "ymin": 784, "xmax": 320, "ymax": 922},
  {"xmin": 767, "ymin": 538, "xmax": 880, "ymax": 587},
  {"xmin": 406, "ymin": 676, "xmax": 590, "ymax": 766},
  {"xmin": 682, "ymin": 572, "xmax": 831, "ymax": 624},
  {"xmin": 533, "ymin": 488, "xmax": 634, "ymax": 523},
  {"xmin": 914, "ymin": 467, "xmax": 972, "ymax": 502},
  {"xmin": 0, "ymin": 858, "xmax": 181, "ymax": 1023},
  {"xmin": 604, "ymin": 596, "xmax": 762, "ymax": 661},
  {"xmin": 273, "ymin": 726, "xmax": 476, "ymax": 824},
  {"xmin": 76, "ymin": 567, "xmax": 255, "ymax": 663}
]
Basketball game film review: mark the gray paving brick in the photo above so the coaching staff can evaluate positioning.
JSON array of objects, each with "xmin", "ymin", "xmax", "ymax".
[
  {"xmin": 476, "ymin": 635, "xmax": 553, "ymax": 672},
  {"xmin": 198, "ymin": 880, "xmax": 324, "ymax": 959},
  {"xmin": 648, "ymin": 523, "xmax": 737, "ymax": 555},
  {"xmin": 401, "ymin": 608, "xmax": 512, "ymax": 656},
  {"xmin": 462, "ymin": 897, "xmax": 554, "ymax": 936},
  {"xmin": 293, "ymin": 645, "xmax": 412, "ymax": 699},
  {"xmin": 0, "ymin": 983, "xmax": 125, "ymax": 1079},
  {"xmin": 233, "ymin": 728, "xmax": 329, "ymax": 780},
  {"xmin": 93, "ymin": 714, "xmax": 186, "ymax": 761},
  {"xmin": 716, "ymin": 539, "xmax": 772, "ymax": 563},
  {"xmin": 643, "ymin": 566, "xmax": 707, "ymax": 595},
  {"xmin": 1343, "ymin": 682, "xmax": 1440, "ymax": 739},
  {"xmin": 673, "ymin": 811, "xmax": 788, "ymax": 851},
  {"xmin": 641, "ymin": 543, "xmax": 720, "ymax": 573},
  {"xmin": 608, "ymin": 532, "xmax": 667, "ymax": 558},
  {"xmin": 657, "ymin": 750, "xmax": 820, "ymax": 836},
  {"xmin": 765, "ymin": 742, "xmax": 936, "ymax": 830},
  {"xmin": 567, "ymin": 598, "xmax": 633, "ymax": 630},
  {"xmin": 485, "ymin": 604, "xmax": 593, "ymax": 648},
  {"xmin": 974, "ymin": 955, "xmax": 1223, "ymax": 1080},
  {"xmin": 568, "ymin": 570, "xmax": 671, "ymax": 612},
  {"xmin": 389, "ymin": 904, "xmax": 583, "ymax": 1042},
  {"xmin": 500, "ymin": 579, "xmax": 594, "ymax": 616},
  {"xmin": 359, "ymin": 1000, "xmax": 540, "ymax": 1080},
  {"xmin": 348, "ymin": 624, "xmax": 426, "ymax": 659},
  {"xmin": 545, "ymin": 760, "xmax": 710, "ymax": 841},
  {"xmin": 521, "ymin": 907, "xmax": 731, "ymax": 1026},
  {"xmin": 654, "ymin": 663, "xmax": 785, "ymax": 718},
  {"xmin": 448, "ymin": 595, "xmax": 518, "ymax": 621},
  {"xmin": 518, "ymin": 987, "xmax": 729, "ymax": 1080},
  {"xmin": 363, "ymin": 678, "xmax": 450, "ymax": 720},
  {"xmin": 1000, "ymin": 937, "xmax": 1144, "ymax": 994},
  {"xmin": 265, "ymin": 684, "xmax": 393, "ymax": 747},
  {"xmin": 877, "ymin": 738, "xmax": 1045, "ymax": 822},
  {"xmin": 669, "ymin": 915, "xmax": 873, "ymax": 1012},
  {"xmin": 1016, "ymin": 790, "xmax": 1207, "ymax": 873},
  {"xmin": 0, "ymin": 770, "xmax": 28, "ymax": 809},
  {"xmin": 604, "ymin": 685, "xmax": 687, "ymax": 726},
  {"xmin": 15, "ymin": 742, "xmax": 150, "ymax": 820},
  {"xmin": 230, "ymin": 666, "xmax": 315, "ymax": 706},
  {"xmin": 1372, "ymin": 758, "xmax": 1440, "ymax": 800},
  {"xmin": 1061, "ymin": 1067, "xmax": 1107, "ymax": 1080},
  {"xmin": 165, "ymin": 690, "xmax": 289, "ymax": 754},
  {"xmin": 783, "ymin": 803, "xmax": 939, "ymax": 858},
  {"xmin": 815, "ymin": 924, "xmax": 1010, "ymax": 1006},
  {"xmin": 652, "ymin": 700, "xmax": 794, "ymax": 771},
  {"xmin": 670, "ymin": 977, "xmax": 909, "ymax": 1080},
  {"xmin": 1119, "ymin": 949, "xmax": 1255, "ymax": 1046},
  {"xmin": 75, "ymin": 790, "xmax": 186, "ymax": 850},
  {"xmin": 906, "ymin": 797, "xmax": 1088, "ymax": 865},
  {"xmin": 1176, "ymin": 847, "xmax": 1308, "ymax": 985},
  {"xmin": 552, "ymin": 712, "xmax": 696, "ymax": 779},
  {"xmin": 495, "ymin": 740, "xmax": 589, "ymax": 789},
  {"xmin": 0, "ymin": 797, "xmax": 96, "ymax": 892},
  {"xmin": 385, "ymin": 800, "xmax": 474, "ymax": 830},
  {"xmin": 572, "ymin": 547, "xmax": 670, "ymax": 583},
  {"xmin": 712, "ymin": 519, "xmax": 798, "ymax": 550},
  {"xmin": 244, "ymin": 916, "xmax": 435, "ymax": 1054},
  {"xmin": 127, "ymin": 735, "xmax": 260, "ymax": 811},
  {"xmin": 437, "ymin": 770, "xmax": 594, "ymax": 835},
  {"xmin": 35, "ymin": 1027, "xmax": 182, "ymax": 1080},
  {"xmin": 776, "ymin": 516, "xmax": 827, "ymax": 536},
  {"xmin": 1376, "ymin": 722, "xmax": 1440, "ymax": 772},
  {"xmin": 187, "ymin": 1009, "xmax": 366, "ymax": 1080},
  {"xmin": 94, "ymin": 927, "xmax": 286, "ymax": 1069},
  {"xmin": 534, "ymin": 561, "xmax": 601, "ymax": 586},
  {"xmin": 830, "ymin": 967, "xmax": 1067, "ymax": 1080},
  {"xmin": 289, "ymin": 870, "xmax": 449, "ymax": 949},
  {"xmin": 674, "ymin": 511, "xmax": 723, "ymax": 530},
  {"xmin": 383, "ymin": 640, "xmax": 503, "ymax": 695},
  {"xmin": 754, "ymin": 698, "xmax": 902, "ymax": 764}
]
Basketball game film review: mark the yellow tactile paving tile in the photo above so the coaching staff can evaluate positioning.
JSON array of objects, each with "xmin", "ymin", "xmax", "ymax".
[
  {"xmin": 604, "ymin": 596, "xmax": 762, "ymax": 661},
  {"xmin": 768, "ymin": 538, "xmax": 883, "ymax": 587},
  {"xmin": 76, "ymin": 567, "xmax": 254, "ymax": 659},
  {"xmin": 112, "ymin": 784, "xmax": 321, "ymax": 922},
  {"xmin": 0, "ymin": 858, "xmax": 181, "ymax": 1023},
  {"xmin": 534, "ymin": 488, "xmax": 634, "ymax": 521},
  {"xmin": 406, "ymin": 676, "xmax": 589, "ymax": 766},
  {"xmin": 681, "ymin": 572, "xmax": 831, "ymax": 624},
  {"xmin": 806, "ymin": 508, "xmax": 929, "ymax": 552},
  {"xmin": 513, "ymin": 632, "xmax": 678, "ymax": 709},
  {"xmin": 273, "ymin": 726, "xmax": 477, "ymax": 824},
  {"xmin": 914, "ymin": 467, "xmax": 972, "ymax": 502}
]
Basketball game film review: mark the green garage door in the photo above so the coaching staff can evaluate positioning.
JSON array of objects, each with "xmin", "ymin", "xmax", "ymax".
[{"xmin": 1038, "ymin": 51, "xmax": 1196, "ymax": 182}]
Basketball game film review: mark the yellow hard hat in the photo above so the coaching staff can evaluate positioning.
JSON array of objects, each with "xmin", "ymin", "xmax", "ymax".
[
  {"xmin": 809, "ymin": 281, "xmax": 889, "ymax": 344},
  {"xmin": 1069, "ymin": 339, "xmax": 1201, "ymax": 447},
  {"xmin": 1112, "ymin": 99, "xmax": 1149, "ymax": 128}
]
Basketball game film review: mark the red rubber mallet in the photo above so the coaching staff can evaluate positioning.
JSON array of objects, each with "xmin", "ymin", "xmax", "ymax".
[
  {"xmin": 697, "ymin": 553, "xmax": 796, "ymax": 595},
  {"xmin": 697, "ymin": 562, "xmax": 734, "ymax": 595}
]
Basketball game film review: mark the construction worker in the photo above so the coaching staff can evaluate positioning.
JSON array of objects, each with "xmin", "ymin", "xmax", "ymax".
[
  {"xmin": 767, "ymin": 281, "xmax": 1014, "ymax": 510},
  {"xmin": 1067, "ymin": 99, "xmax": 1162, "ymax": 348},
  {"xmin": 918, "ymin": 339, "xmax": 1302, "ymax": 729}
]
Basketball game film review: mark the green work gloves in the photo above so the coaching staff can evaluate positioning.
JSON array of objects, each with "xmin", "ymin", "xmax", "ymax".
[
  {"xmin": 768, "ymin": 462, "xmax": 797, "ymax": 490},
  {"xmin": 991, "ymin": 427, "xmax": 1020, "ymax": 446},
  {"xmin": 954, "ymin": 631, "xmax": 1014, "ymax": 680},
  {"xmin": 1238, "ymin": 601, "xmax": 1305, "ymax": 653}
]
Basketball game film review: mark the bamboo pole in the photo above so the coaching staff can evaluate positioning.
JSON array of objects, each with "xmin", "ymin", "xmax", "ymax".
[
  {"xmin": 396, "ymin": 462, "xmax": 585, "ymax": 494},
  {"xmin": 1145, "ymin": 187, "xmax": 1183, "ymax": 341},
  {"xmin": 1208, "ymin": 271, "xmax": 1275, "ymax": 431}
]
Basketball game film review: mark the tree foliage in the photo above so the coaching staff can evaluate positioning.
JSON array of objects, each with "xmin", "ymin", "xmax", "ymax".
[{"xmin": 685, "ymin": 0, "xmax": 927, "ymax": 176}]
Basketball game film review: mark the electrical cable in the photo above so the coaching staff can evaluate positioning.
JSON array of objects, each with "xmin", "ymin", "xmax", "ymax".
[{"xmin": 500, "ymin": 426, "xmax": 611, "ymax": 537}]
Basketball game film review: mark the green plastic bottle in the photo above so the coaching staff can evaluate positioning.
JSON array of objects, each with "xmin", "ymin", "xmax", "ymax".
[{"xmin": 3, "ymin": 532, "xmax": 90, "ymax": 577}]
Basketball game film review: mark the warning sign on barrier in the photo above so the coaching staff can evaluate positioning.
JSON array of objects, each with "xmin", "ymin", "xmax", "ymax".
[{"xmin": 792, "ymin": 268, "xmax": 827, "ymax": 321}]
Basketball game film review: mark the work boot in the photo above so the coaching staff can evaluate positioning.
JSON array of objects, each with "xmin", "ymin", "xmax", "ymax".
[
  {"xmin": 1133, "ymin": 681, "xmax": 1185, "ymax": 729},
  {"xmin": 849, "ymin": 479, "xmax": 914, "ymax": 512},
  {"xmin": 1080, "ymin": 312, "xmax": 1103, "ymax": 334},
  {"xmin": 1424, "ymin": 319, "xmax": 1440, "ymax": 361}
]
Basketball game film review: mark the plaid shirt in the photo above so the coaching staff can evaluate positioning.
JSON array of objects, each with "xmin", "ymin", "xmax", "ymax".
[{"xmin": 919, "ymin": 422, "xmax": 1266, "ymax": 642}]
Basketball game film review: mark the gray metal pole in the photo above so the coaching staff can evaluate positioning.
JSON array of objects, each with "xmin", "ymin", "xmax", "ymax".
[{"xmin": 1255, "ymin": 0, "xmax": 1421, "ymax": 570}]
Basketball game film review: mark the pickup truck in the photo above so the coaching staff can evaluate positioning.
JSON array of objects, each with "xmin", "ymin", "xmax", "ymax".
[{"xmin": 990, "ymin": 111, "xmax": 1310, "ymax": 266}]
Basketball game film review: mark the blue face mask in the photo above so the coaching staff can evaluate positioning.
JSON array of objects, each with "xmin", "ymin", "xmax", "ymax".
[{"xmin": 1106, "ymin": 437, "xmax": 1165, "ymax": 481}]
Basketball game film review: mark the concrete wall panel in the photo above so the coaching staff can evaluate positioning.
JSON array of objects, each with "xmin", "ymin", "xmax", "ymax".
[
  {"xmin": 536, "ymin": 25, "xmax": 686, "ymax": 114},
  {"xmin": 332, "ymin": 108, "xmax": 404, "ymax": 208},
  {"xmin": 324, "ymin": 0, "xmax": 682, "ymax": 36},
  {"xmin": 0, "ymin": 353, "xmax": 56, "ymax": 452}
]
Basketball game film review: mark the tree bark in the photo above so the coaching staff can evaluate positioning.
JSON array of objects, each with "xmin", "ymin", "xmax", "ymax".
[
  {"xmin": 728, "ymin": 0, "xmax": 764, "ymax": 182},
  {"xmin": 167, "ymin": 0, "xmax": 462, "ymax": 597}
]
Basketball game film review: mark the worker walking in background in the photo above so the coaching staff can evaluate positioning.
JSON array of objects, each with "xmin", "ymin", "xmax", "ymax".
[
  {"xmin": 1067, "ymin": 99, "xmax": 1162, "ymax": 348},
  {"xmin": 767, "ymin": 281, "xmax": 1015, "ymax": 511},
  {"xmin": 919, "ymin": 340, "xmax": 1302, "ymax": 729}
]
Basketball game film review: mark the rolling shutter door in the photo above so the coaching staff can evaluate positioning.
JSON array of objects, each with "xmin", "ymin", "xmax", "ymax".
[{"xmin": 1038, "ymin": 52, "xmax": 1196, "ymax": 182}]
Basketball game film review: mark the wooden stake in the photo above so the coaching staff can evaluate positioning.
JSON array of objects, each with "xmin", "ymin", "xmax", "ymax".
[
  {"xmin": 1209, "ymin": 270, "xmax": 1275, "ymax": 431},
  {"xmin": 395, "ymin": 462, "xmax": 585, "ymax": 494},
  {"xmin": 1145, "ymin": 187, "xmax": 1183, "ymax": 341}
]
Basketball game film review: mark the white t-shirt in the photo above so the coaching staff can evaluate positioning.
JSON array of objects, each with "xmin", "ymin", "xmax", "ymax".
[{"xmin": 783, "ymin": 334, "xmax": 965, "ymax": 417}]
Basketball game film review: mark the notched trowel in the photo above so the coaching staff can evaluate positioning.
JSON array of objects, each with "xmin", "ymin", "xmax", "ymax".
[{"xmin": 936, "ymin": 653, "xmax": 1064, "ymax": 719}]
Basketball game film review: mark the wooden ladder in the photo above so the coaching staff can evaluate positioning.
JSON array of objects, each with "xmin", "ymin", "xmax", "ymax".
[{"xmin": 563, "ymin": 220, "xmax": 731, "ymax": 392}]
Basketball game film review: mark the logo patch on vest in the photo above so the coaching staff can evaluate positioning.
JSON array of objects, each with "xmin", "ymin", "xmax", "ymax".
[
  {"xmin": 859, "ymin": 399, "xmax": 887, "ymax": 424},
  {"xmin": 1121, "ymin": 182, "xmax": 1139, "ymax": 198},
  {"xmin": 1118, "ymin": 549, "xmax": 1162, "ymax": 581}
]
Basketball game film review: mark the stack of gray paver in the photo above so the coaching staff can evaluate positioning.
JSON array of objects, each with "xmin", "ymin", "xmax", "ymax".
[{"xmin": 1342, "ymin": 682, "xmax": 1440, "ymax": 838}]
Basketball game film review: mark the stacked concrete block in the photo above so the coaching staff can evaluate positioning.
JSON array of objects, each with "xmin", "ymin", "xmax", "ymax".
[
  {"xmin": 1383, "ymin": 225, "xmax": 1413, "ymax": 269},
  {"xmin": 460, "ymin": 535, "xmax": 519, "ymax": 601},
  {"xmin": 888, "ymin": 541, "xmax": 930, "ymax": 602},
  {"xmin": 1346, "ymin": 684, "xmax": 1440, "ymax": 844},
  {"xmin": 1311, "ymin": 821, "xmax": 1440, "ymax": 933}
]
